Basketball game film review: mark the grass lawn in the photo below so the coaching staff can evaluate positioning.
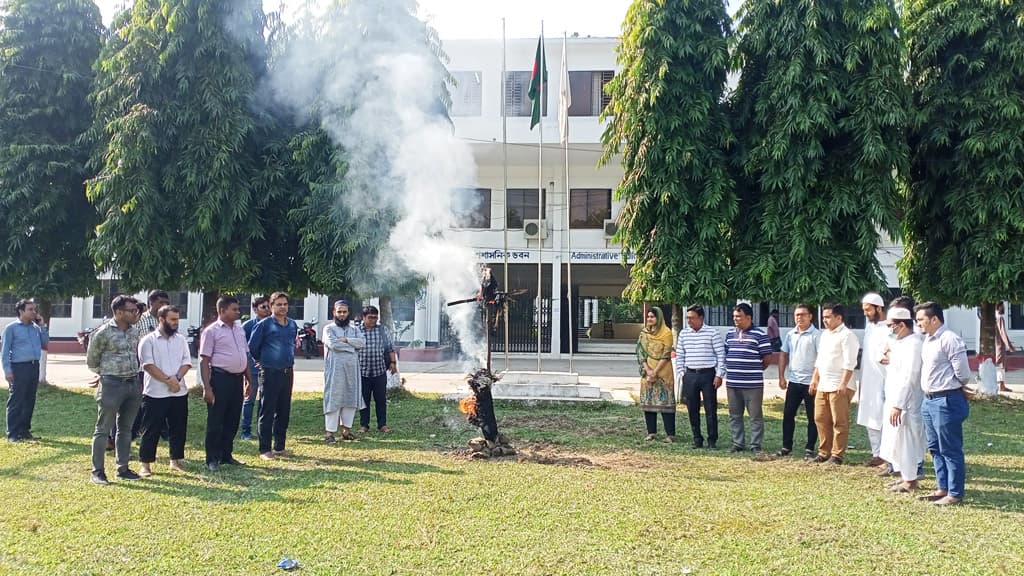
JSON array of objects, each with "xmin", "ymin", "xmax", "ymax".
[{"xmin": 1, "ymin": 385, "xmax": 1022, "ymax": 575}]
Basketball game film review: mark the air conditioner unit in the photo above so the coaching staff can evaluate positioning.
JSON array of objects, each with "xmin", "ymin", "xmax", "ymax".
[
  {"xmin": 603, "ymin": 219, "xmax": 619, "ymax": 238},
  {"xmin": 523, "ymin": 219, "xmax": 548, "ymax": 240}
]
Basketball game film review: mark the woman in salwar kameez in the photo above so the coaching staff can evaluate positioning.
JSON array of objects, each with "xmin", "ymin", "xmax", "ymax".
[{"xmin": 637, "ymin": 307, "xmax": 676, "ymax": 443}]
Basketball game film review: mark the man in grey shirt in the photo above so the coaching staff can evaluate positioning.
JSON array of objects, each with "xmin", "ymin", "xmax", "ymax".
[{"xmin": 914, "ymin": 302, "xmax": 971, "ymax": 506}]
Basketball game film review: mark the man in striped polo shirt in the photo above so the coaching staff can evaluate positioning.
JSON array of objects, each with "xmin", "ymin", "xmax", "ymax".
[
  {"xmin": 724, "ymin": 303, "xmax": 773, "ymax": 453},
  {"xmin": 675, "ymin": 304, "xmax": 726, "ymax": 449}
]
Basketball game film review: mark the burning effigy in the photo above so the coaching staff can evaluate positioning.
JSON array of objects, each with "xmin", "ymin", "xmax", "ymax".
[
  {"xmin": 457, "ymin": 368, "xmax": 515, "ymax": 458},
  {"xmin": 447, "ymin": 266, "xmax": 520, "ymax": 458}
]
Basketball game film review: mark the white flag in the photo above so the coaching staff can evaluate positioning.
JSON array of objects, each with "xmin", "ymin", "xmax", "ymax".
[{"xmin": 559, "ymin": 34, "xmax": 571, "ymax": 145}]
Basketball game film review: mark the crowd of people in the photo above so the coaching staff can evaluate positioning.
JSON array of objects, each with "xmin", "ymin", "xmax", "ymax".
[
  {"xmin": 2, "ymin": 291, "xmax": 396, "ymax": 485},
  {"xmin": 637, "ymin": 294, "xmax": 978, "ymax": 506}
]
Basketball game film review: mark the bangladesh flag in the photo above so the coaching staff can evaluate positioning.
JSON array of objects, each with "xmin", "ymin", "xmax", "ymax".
[{"xmin": 528, "ymin": 34, "xmax": 547, "ymax": 130}]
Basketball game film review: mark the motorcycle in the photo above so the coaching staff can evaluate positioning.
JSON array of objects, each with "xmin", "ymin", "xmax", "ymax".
[
  {"xmin": 298, "ymin": 319, "xmax": 320, "ymax": 359},
  {"xmin": 187, "ymin": 325, "xmax": 202, "ymax": 358},
  {"xmin": 77, "ymin": 327, "xmax": 97, "ymax": 352}
]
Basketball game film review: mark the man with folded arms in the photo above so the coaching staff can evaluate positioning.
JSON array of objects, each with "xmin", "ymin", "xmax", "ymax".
[
  {"xmin": 809, "ymin": 304, "xmax": 860, "ymax": 465},
  {"xmin": 137, "ymin": 305, "xmax": 191, "ymax": 477},
  {"xmin": 200, "ymin": 296, "xmax": 252, "ymax": 472},
  {"xmin": 914, "ymin": 302, "xmax": 971, "ymax": 506}
]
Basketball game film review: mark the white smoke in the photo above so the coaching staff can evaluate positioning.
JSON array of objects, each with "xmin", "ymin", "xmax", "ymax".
[{"xmin": 269, "ymin": 0, "xmax": 486, "ymax": 363}]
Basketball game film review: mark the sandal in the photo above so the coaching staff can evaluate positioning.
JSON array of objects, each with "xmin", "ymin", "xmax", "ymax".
[
  {"xmin": 358, "ymin": 426, "xmax": 370, "ymax": 434},
  {"xmin": 662, "ymin": 436, "xmax": 675, "ymax": 444},
  {"xmin": 379, "ymin": 426, "xmax": 392, "ymax": 433},
  {"xmin": 643, "ymin": 434, "xmax": 657, "ymax": 441},
  {"xmin": 340, "ymin": 429, "xmax": 356, "ymax": 441},
  {"xmin": 324, "ymin": 432, "xmax": 337, "ymax": 445}
]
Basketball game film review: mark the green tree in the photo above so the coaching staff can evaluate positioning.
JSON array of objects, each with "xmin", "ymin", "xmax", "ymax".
[
  {"xmin": 0, "ymin": 0, "xmax": 103, "ymax": 321},
  {"xmin": 600, "ymin": 0, "xmax": 737, "ymax": 310},
  {"xmin": 730, "ymin": 0, "xmax": 908, "ymax": 303},
  {"xmin": 900, "ymin": 0, "xmax": 1024, "ymax": 354},
  {"xmin": 86, "ymin": 0, "xmax": 304, "ymax": 317}
]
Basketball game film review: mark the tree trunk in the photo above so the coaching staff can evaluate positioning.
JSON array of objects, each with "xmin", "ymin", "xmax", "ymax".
[
  {"xmin": 201, "ymin": 291, "xmax": 221, "ymax": 327},
  {"xmin": 671, "ymin": 303, "xmax": 683, "ymax": 342},
  {"xmin": 36, "ymin": 297, "xmax": 52, "ymax": 327},
  {"xmin": 379, "ymin": 295, "xmax": 393, "ymax": 331},
  {"xmin": 978, "ymin": 302, "xmax": 996, "ymax": 357}
]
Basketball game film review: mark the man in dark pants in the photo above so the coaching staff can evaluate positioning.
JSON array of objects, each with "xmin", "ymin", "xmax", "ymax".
[
  {"xmin": 776, "ymin": 304, "xmax": 821, "ymax": 460},
  {"xmin": 87, "ymin": 295, "xmax": 143, "ymax": 484},
  {"xmin": 199, "ymin": 296, "xmax": 251, "ymax": 471},
  {"xmin": 356, "ymin": 305, "xmax": 397, "ymax": 433},
  {"xmin": 248, "ymin": 291, "xmax": 298, "ymax": 460},
  {"xmin": 239, "ymin": 295, "xmax": 270, "ymax": 439},
  {"xmin": 674, "ymin": 305, "xmax": 726, "ymax": 449},
  {"xmin": 2, "ymin": 299, "xmax": 49, "ymax": 442},
  {"xmin": 138, "ymin": 305, "xmax": 191, "ymax": 477}
]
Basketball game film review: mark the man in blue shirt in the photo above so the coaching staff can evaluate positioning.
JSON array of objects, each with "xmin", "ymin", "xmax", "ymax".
[
  {"xmin": 2, "ymin": 299, "xmax": 49, "ymax": 442},
  {"xmin": 248, "ymin": 291, "xmax": 298, "ymax": 460},
  {"xmin": 776, "ymin": 304, "xmax": 821, "ymax": 460},
  {"xmin": 239, "ymin": 295, "xmax": 271, "ymax": 440},
  {"xmin": 724, "ymin": 303, "xmax": 773, "ymax": 453}
]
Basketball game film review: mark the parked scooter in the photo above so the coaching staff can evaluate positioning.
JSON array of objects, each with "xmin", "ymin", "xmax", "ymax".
[
  {"xmin": 77, "ymin": 326, "xmax": 97, "ymax": 352},
  {"xmin": 298, "ymin": 319, "xmax": 320, "ymax": 359},
  {"xmin": 187, "ymin": 325, "xmax": 202, "ymax": 357}
]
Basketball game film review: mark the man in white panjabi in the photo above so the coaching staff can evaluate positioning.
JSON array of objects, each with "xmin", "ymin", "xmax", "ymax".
[
  {"xmin": 322, "ymin": 301, "xmax": 365, "ymax": 443},
  {"xmin": 878, "ymin": 307, "xmax": 926, "ymax": 493},
  {"xmin": 858, "ymin": 293, "xmax": 888, "ymax": 468}
]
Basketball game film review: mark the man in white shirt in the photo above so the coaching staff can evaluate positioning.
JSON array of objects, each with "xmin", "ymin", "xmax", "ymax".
[
  {"xmin": 858, "ymin": 293, "xmax": 888, "ymax": 467},
  {"xmin": 137, "ymin": 305, "xmax": 192, "ymax": 477},
  {"xmin": 810, "ymin": 304, "xmax": 861, "ymax": 465}
]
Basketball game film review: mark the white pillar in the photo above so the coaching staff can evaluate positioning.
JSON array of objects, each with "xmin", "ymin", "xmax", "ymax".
[
  {"xmin": 413, "ymin": 288, "xmax": 428, "ymax": 345},
  {"xmin": 583, "ymin": 299, "xmax": 591, "ymax": 328},
  {"xmin": 591, "ymin": 298, "xmax": 600, "ymax": 325}
]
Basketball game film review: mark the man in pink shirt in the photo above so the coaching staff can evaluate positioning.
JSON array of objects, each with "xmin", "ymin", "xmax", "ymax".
[{"xmin": 199, "ymin": 296, "xmax": 252, "ymax": 471}]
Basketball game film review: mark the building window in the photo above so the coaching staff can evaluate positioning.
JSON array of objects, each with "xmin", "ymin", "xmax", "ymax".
[
  {"xmin": 451, "ymin": 71, "xmax": 483, "ymax": 117},
  {"xmin": 705, "ymin": 305, "xmax": 732, "ymax": 327},
  {"xmin": 452, "ymin": 188, "xmax": 492, "ymax": 228},
  {"xmin": 288, "ymin": 295, "xmax": 305, "ymax": 322},
  {"xmin": 504, "ymin": 71, "xmax": 548, "ymax": 118},
  {"xmin": 165, "ymin": 291, "xmax": 190, "ymax": 320},
  {"xmin": 49, "ymin": 298, "xmax": 73, "ymax": 318},
  {"xmin": 92, "ymin": 280, "xmax": 120, "ymax": 319},
  {"xmin": 569, "ymin": 189, "xmax": 612, "ymax": 229},
  {"xmin": 567, "ymin": 70, "xmax": 614, "ymax": 116},
  {"xmin": 0, "ymin": 293, "xmax": 17, "ymax": 317},
  {"xmin": 1010, "ymin": 303, "xmax": 1024, "ymax": 330},
  {"xmin": 506, "ymin": 188, "xmax": 546, "ymax": 229}
]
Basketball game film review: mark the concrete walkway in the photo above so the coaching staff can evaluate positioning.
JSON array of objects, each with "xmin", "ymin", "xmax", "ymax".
[{"xmin": 28, "ymin": 353, "xmax": 1024, "ymax": 403}]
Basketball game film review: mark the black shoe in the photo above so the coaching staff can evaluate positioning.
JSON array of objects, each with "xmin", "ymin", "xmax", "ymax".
[
  {"xmin": 91, "ymin": 471, "xmax": 109, "ymax": 485},
  {"xmin": 811, "ymin": 455, "xmax": 829, "ymax": 463},
  {"xmin": 206, "ymin": 462, "xmax": 220, "ymax": 472},
  {"xmin": 7, "ymin": 436, "xmax": 21, "ymax": 443},
  {"xmin": 730, "ymin": 445, "xmax": 745, "ymax": 453},
  {"xmin": 775, "ymin": 448, "xmax": 792, "ymax": 457},
  {"xmin": 221, "ymin": 457, "xmax": 245, "ymax": 466},
  {"xmin": 116, "ymin": 468, "xmax": 141, "ymax": 480},
  {"xmin": 692, "ymin": 442, "xmax": 704, "ymax": 449},
  {"xmin": 707, "ymin": 443, "xmax": 717, "ymax": 450},
  {"xmin": 804, "ymin": 449, "xmax": 816, "ymax": 460}
]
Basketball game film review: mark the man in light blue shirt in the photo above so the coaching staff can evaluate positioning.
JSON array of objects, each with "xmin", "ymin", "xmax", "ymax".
[
  {"xmin": 2, "ymin": 299, "xmax": 49, "ymax": 442},
  {"xmin": 915, "ymin": 302, "xmax": 971, "ymax": 507},
  {"xmin": 776, "ymin": 304, "xmax": 820, "ymax": 459}
]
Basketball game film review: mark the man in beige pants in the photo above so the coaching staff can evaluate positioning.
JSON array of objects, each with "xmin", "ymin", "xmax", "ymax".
[{"xmin": 810, "ymin": 304, "xmax": 861, "ymax": 465}]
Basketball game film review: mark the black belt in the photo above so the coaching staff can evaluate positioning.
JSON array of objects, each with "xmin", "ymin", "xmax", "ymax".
[
  {"xmin": 212, "ymin": 367, "xmax": 245, "ymax": 377},
  {"xmin": 12, "ymin": 360, "xmax": 40, "ymax": 366},
  {"xmin": 685, "ymin": 367, "xmax": 716, "ymax": 374},
  {"xmin": 925, "ymin": 388, "xmax": 963, "ymax": 400}
]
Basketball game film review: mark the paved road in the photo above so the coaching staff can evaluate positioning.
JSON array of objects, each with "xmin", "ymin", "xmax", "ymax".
[{"xmin": 29, "ymin": 353, "xmax": 1024, "ymax": 402}]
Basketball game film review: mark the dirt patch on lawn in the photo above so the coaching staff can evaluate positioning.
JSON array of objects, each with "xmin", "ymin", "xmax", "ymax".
[
  {"xmin": 441, "ymin": 440, "xmax": 654, "ymax": 470},
  {"xmin": 498, "ymin": 414, "xmax": 635, "ymax": 438}
]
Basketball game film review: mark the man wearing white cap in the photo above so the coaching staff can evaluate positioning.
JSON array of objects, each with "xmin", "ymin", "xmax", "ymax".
[
  {"xmin": 858, "ymin": 292, "xmax": 887, "ymax": 467},
  {"xmin": 878, "ymin": 306, "xmax": 926, "ymax": 493}
]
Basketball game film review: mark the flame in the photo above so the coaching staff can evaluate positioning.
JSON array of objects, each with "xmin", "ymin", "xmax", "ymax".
[{"xmin": 458, "ymin": 396, "xmax": 477, "ymax": 417}]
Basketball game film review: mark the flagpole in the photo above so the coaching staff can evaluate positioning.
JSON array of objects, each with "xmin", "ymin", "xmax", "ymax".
[
  {"xmin": 536, "ymin": 21, "xmax": 544, "ymax": 373},
  {"xmin": 501, "ymin": 18, "xmax": 510, "ymax": 373},
  {"xmin": 562, "ymin": 31, "xmax": 574, "ymax": 374}
]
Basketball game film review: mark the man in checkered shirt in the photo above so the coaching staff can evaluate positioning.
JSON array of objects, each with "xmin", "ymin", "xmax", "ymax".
[{"xmin": 356, "ymin": 305, "xmax": 397, "ymax": 433}]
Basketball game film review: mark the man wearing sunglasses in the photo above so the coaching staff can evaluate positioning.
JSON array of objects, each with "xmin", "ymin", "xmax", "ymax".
[{"xmin": 239, "ymin": 296, "xmax": 271, "ymax": 440}]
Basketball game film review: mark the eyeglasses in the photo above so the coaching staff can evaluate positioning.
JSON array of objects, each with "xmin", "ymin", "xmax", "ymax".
[{"xmin": 257, "ymin": 305, "xmax": 269, "ymax": 310}]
